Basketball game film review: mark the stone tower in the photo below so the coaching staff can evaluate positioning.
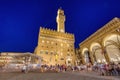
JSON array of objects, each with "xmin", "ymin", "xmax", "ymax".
[
  {"xmin": 56, "ymin": 8, "xmax": 65, "ymax": 33},
  {"xmin": 35, "ymin": 8, "xmax": 75, "ymax": 66}
]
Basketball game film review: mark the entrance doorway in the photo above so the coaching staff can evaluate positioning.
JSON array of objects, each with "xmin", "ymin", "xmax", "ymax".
[{"xmin": 66, "ymin": 59, "xmax": 72, "ymax": 66}]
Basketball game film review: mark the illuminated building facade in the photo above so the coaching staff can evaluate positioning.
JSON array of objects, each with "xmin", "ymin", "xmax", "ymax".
[
  {"xmin": 79, "ymin": 17, "xmax": 120, "ymax": 64},
  {"xmin": 35, "ymin": 8, "xmax": 75, "ymax": 66}
]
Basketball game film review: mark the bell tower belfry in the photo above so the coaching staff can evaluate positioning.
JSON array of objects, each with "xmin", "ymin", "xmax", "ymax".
[{"xmin": 56, "ymin": 8, "xmax": 65, "ymax": 33}]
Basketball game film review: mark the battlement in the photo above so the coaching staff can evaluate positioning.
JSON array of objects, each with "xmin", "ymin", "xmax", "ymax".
[{"xmin": 39, "ymin": 27, "xmax": 74, "ymax": 40}]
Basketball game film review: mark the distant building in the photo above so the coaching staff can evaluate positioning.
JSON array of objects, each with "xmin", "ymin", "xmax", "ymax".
[
  {"xmin": 34, "ymin": 8, "xmax": 75, "ymax": 66},
  {"xmin": 0, "ymin": 52, "xmax": 40, "ymax": 66}
]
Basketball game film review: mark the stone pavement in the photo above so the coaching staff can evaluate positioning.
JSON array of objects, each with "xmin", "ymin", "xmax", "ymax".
[
  {"xmin": 66, "ymin": 71, "xmax": 120, "ymax": 80},
  {"xmin": 0, "ymin": 71, "xmax": 120, "ymax": 80}
]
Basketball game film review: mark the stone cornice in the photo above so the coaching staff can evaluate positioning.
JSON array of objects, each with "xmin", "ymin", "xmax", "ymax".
[{"xmin": 80, "ymin": 17, "xmax": 120, "ymax": 48}]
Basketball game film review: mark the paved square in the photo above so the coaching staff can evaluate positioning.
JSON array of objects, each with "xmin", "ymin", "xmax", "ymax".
[{"xmin": 0, "ymin": 71, "xmax": 119, "ymax": 80}]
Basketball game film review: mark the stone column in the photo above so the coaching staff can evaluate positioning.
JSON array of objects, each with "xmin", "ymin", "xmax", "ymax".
[{"xmin": 88, "ymin": 49, "xmax": 94, "ymax": 65}]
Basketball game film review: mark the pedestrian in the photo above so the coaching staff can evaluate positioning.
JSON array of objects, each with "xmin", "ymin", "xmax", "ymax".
[{"xmin": 22, "ymin": 65, "xmax": 27, "ymax": 73}]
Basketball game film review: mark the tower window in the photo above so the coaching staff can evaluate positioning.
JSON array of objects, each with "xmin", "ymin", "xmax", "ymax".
[
  {"xmin": 71, "ymin": 49, "xmax": 73, "ymax": 52},
  {"xmin": 68, "ymin": 49, "xmax": 69, "ymax": 51},
  {"xmin": 42, "ymin": 40, "xmax": 45, "ymax": 43},
  {"xmin": 45, "ymin": 51, "xmax": 48, "ymax": 54},
  {"xmin": 51, "ymin": 52, "xmax": 53, "ymax": 55},
  {"xmin": 56, "ymin": 43, "xmax": 57, "ymax": 45}
]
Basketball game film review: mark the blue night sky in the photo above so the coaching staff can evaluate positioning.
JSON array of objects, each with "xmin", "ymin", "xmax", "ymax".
[{"xmin": 0, "ymin": 0, "xmax": 120, "ymax": 52}]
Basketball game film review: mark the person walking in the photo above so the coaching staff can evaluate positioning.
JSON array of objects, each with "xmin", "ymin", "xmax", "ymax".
[{"xmin": 22, "ymin": 65, "xmax": 27, "ymax": 73}]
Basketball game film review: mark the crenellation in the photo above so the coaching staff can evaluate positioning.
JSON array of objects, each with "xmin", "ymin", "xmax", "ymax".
[{"xmin": 39, "ymin": 27, "xmax": 74, "ymax": 40}]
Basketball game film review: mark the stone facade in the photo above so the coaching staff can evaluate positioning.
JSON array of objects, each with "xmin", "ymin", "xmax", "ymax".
[
  {"xmin": 79, "ymin": 17, "xmax": 120, "ymax": 64},
  {"xmin": 35, "ymin": 8, "xmax": 75, "ymax": 66}
]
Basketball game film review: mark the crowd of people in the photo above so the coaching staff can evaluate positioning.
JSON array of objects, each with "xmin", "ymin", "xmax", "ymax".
[
  {"xmin": 0, "ymin": 62, "xmax": 120, "ymax": 76},
  {"xmin": 92, "ymin": 62, "xmax": 120, "ymax": 76},
  {"xmin": 37, "ymin": 62, "xmax": 120, "ymax": 76}
]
